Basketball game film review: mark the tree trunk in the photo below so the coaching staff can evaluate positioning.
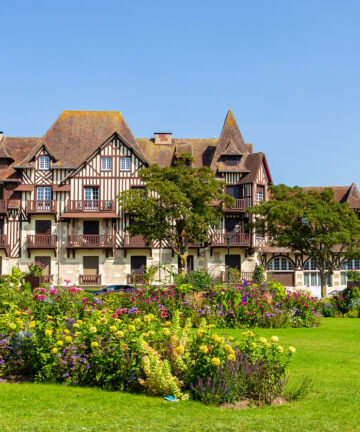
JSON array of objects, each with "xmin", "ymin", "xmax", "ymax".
[
  {"xmin": 319, "ymin": 270, "xmax": 327, "ymax": 298},
  {"xmin": 178, "ymin": 252, "xmax": 188, "ymax": 275}
]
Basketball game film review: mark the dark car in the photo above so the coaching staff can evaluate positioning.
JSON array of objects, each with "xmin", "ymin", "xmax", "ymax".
[{"xmin": 91, "ymin": 284, "xmax": 135, "ymax": 295}]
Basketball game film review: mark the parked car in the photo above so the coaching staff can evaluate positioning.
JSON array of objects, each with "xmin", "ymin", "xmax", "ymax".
[{"xmin": 91, "ymin": 284, "xmax": 134, "ymax": 295}]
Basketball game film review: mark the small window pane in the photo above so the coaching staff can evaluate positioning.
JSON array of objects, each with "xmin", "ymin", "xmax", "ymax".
[
  {"xmin": 121, "ymin": 157, "xmax": 131, "ymax": 171},
  {"xmin": 37, "ymin": 187, "xmax": 52, "ymax": 201},
  {"xmin": 84, "ymin": 187, "xmax": 99, "ymax": 200},
  {"xmin": 39, "ymin": 156, "xmax": 50, "ymax": 170},
  {"xmin": 101, "ymin": 157, "xmax": 111, "ymax": 171}
]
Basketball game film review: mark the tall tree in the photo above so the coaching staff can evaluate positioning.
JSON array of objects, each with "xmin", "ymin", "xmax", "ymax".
[
  {"xmin": 118, "ymin": 153, "xmax": 234, "ymax": 274},
  {"xmin": 249, "ymin": 185, "xmax": 360, "ymax": 298}
]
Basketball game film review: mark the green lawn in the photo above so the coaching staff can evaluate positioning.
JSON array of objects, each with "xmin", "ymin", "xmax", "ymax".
[{"xmin": 1, "ymin": 319, "xmax": 360, "ymax": 432}]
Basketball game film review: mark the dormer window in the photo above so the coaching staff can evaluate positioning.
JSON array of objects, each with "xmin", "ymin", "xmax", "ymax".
[
  {"xmin": 39, "ymin": 156, "xmax": 50, "ymax": 170},
  {"xmin": 225, "ymin": 155, "xmax": 240, "ymax": 166}
]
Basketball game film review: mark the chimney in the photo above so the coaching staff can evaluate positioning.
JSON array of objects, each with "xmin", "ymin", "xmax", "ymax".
[
  {"xmin": 154, "ymin": 132, "xmax": 172, "ymax": 145},
  {"xmin": 0, "ymin": 132, "xmax": 3, "ymax": 142}
]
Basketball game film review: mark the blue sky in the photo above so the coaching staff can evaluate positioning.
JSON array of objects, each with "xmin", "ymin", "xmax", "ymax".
[{"xmin": 1, "ymin": 0, "xmax": 359, "ymax": 186}]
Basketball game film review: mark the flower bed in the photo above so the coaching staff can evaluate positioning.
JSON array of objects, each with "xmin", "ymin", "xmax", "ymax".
[{"xmin": 0, "ymin": 272, "xmax": 297, "ymax": 405}]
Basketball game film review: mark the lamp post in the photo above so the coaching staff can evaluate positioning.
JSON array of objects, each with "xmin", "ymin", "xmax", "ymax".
[{"xmin": 226, "ymin": 224, "xmax": 240, "ymax": 285}]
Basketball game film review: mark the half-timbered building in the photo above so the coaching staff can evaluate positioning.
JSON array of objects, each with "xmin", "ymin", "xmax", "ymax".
[{"xmin": 0, "ymin": 110, "xmax": 359, "ymax": 297}]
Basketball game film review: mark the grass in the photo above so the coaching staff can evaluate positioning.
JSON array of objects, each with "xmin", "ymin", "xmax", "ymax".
[{"xmin": 1, "ymin": 318, "xmax": 360, "ymax": 432}]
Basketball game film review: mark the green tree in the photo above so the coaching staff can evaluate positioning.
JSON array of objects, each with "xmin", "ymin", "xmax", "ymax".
[
  {"xmin": 118, "ymin": 153, "xmax": 234, "ymax": 274},
  {"xmin": 249, "ymin": 185, "xmax": 360, "ymax": 298}
]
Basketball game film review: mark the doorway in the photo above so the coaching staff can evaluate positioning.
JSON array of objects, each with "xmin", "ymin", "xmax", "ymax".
[
  {"xmin": 131, "ymin": 256, "xmax": 146, "ymax": 274},
  {"xmin": 83, "ymin": 256, "xmax": 99, "ymax": 276},
  {"xmin": 187, "ymin": 255, "xmax": 194, "ymax": 273},
  {"xmin": 83, "ymin": 221, "xmax": 99, "ymax": 235},
  {"xmin": 35, "ymin": 256, "xmax": 51, "ymax": 276},
  {"xmin": 35, "ymin": 220, "xmax": 51, "ymax": 234},
  {"xmin": 225, "ymin": 254, "xmax": 241, "ymax": 271}
]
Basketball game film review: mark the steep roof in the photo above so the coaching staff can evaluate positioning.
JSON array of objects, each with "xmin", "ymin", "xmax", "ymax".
[
  {"xmin": 302, "ymin": 185, "xmax": 360, "ymax": 209},
  {"xmin": 210, "ymin": 110, "xmax": 249, "ymax": 172},
  {"xmin": 18, "ymin": 111, "xmax": 149, "ymax": 168},
  {"xmin": 0, "ymin": 137, "xmax": 40, "ymax": 181}
]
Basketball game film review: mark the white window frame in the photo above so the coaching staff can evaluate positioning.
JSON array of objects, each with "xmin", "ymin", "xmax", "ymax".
[
  {"xmin": 39, "ymin": 156, "xmax": 50, "ymax": 170},
  {"xmin": 120, "ymin": 157, "xmax": 131, "ymax": 171},
  {"xmin": 37, "ymin": 186, "xmax": 52, "ymax": 201},
  {"xmin": 303, "ymin": 258, "xmax": 331, "ymax": 287},
  {"xmin": 267, "ymin": 256, "xmax": 294, "ymax": 271},
  {"xmin": 101, "ymin": 157, "xmax": 112, "ymax": 172},
  {"xmin": 84, "ymin": 187, "xmax": 99, "ymax": 201}
]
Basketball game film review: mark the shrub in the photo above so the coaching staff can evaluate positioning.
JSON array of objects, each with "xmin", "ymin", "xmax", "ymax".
[{"xmin": 174, "ymin": 271, "xmax": 213, "ymax": 291}]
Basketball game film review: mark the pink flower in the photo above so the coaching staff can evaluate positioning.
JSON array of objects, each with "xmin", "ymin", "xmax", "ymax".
[{"xmin": 49, "ymin": 289, "xmax": 58, "ymax": 294}]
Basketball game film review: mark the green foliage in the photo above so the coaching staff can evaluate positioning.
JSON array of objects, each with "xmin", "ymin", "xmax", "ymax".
[
  {"xmin": 118, "ymin": 153, "xmax": 234, "ymax": 272},
  {"xmin": 267, "ymin": 280, "xmax": 286, "ymax": 298},
  {"xmin": 249, "ymin": 185, "xmax": 360, "ymax": 297},
  {"xmin": 27, "ymin": 261, "xmax": 45, "ymax": 277},
  {"xmin": 285, "ymin": 376, "xmax": 314, "ymax": 401},
  {"xmin": 347, "ymin": 270, "xmax": 360, "ymax": 282},
  {"xmin": 174, "ymin": 271, "xmax": 213, "ymax": 290},
  {"xmin": 253, "ymin": 265, "xmax": 265, "ymax": 285}
]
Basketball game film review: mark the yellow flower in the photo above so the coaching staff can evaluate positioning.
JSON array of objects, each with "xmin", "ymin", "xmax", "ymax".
[
  {"xmin": 271, "ymin": 336, "xmax": 279, "ymax": 343},
  {"xmin": 116, "ymin": 331, "xmax": 124, "ymax": 338},
  {"xmin": 56, "ymin": 340, "xmax": 64, "ymax": 346},
  {"xmin": 251, "ymin": 342, "xmax": 257, "ymax": 348},
  {"xmin": 64, "ymin": 329, "xmax": 70, "ymax": 334},
  {"xmin": 52, "ymin": 347, "xmax": 58, "ymax": 354},
  {"xmin": 91, "ymin": 341, "xmax": 99, "ymax": 349},
  {"xmin": 164, "ymin": 321, "xmax": 171, "ymax": 326},
  {"xmin": 120, "ymin": 343, "xmax": 128, "ymax": 350},
  {"xmin": 228, "ymin": 336, "xmax": 234, "ymax": 341},
  {"xmin": 148, "ymin": 330, "xmax": 154, "ymax": 336},
  {"xmin": 288, "ymin": 346, "xmax": 296, "ymax": 354},
  {"xmin": 100, "ymin": 317, "xmax": 108, "ymax": 324},
  {"xmin": 73, "ymin": 323, "xmax": 80, "ymax": 328},
  {"xmin": 14, "ymin": 310, "xmax": 20, "ymax": 316},
  {"xmin": 223, "ymin": 344, "xmax": 233, "ymax": 353},
  {"xmin": 109, "ymin": 326, "xmax": 117, "ymax": 332},
  {"xmin": 176, "ymin": 346, "xmax": 185, "ymax": 355},
  {"xmin": 74, "ymin": 331, "xmax": 80, "ymax": 337},
  {"xmin": 277, "ymin": 346, "xmax": 284, "ymax": 353},
  {"xmin": 9, "ymin": 323, "xmax": 16, "ymax": 330},
  {"xmin": 134, "ymin": 318, "xmax": 141, "ymax": 324},
  {"xmin": 45, "ymin": 329, "xmax": 53, "ymax": 337},
  {"xmin": 128, "ymin": 325, "xmax": 136, "ymax": 332},
  {"xmin": 206, "ymin": 324, "xmax": 215, "ymax": 329},
  {"xmin": 89, "ymin": 326, "xmax": 97, "ymax": 333},
  {"xmin": 163, "ymin": 328, "xmax": 170, "ymax": 336},
  {"xmin": 211, "ymin": 357, "xmax": 221, "ymax": 367},
  {"xmin": 259, "ymin": 337, "xmax": 267, "ymax": 344},
  {"xmin": 264, "ymin": 342, "xmax": 271, "ymax": 348},
  {"xmin": 196, "ymin": 330, "xmax": 206, "ymax": 338},
  {"xmin": 29, "ymin": 321, "xmax": 36, "ymax": 329},
  {"xmin": 65, "ymin": 336, "xmax": 72, "ymax": 343},
  {"xmin": 248, "ymin": 331, "xmax": 255, "ymax": 337},
  {"xmin": 227, "ymin": 354, "xmax": 236, "ymax": 362},
  {"xmin": 199, "ymin": 345, "xmax": 208, "ymax": 354},
  {"xmin": 77, "ymin": 320, "xmax": 83, "ymax": 324},
  {"xmin": 211, "ymin": 334, "xmax": 220, "ymax": 342}
]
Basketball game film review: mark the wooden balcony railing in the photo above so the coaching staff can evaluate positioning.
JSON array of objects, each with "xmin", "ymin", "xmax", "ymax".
[
  {"xmin": 210, "ymin": 232, "xmax": 250, "ymax": 247},
  {"xmin": 26, "ymin": 200, "xmax": 57, "ymax": 213},
  {"xmin": 0, "ymin": 234, "xmax": 8, "ymax": 248},
  {"xmin": 79, "ymin": 274, "xmax": 101, "ymax": 285},
  {"xmin": 26, "ymin": 235, "xmax": 57, "ymax": 248},
  {"xmin": 66, "ymin": 200, "xmax": 115, "ymax": 212},
  {"xmin": 67, "ymin": 234, "xmax": 115, "ymax": 248},
  {"xmin": 127, "ymin": 273, "xmax": 145, "ymax": 284},
  {"xmin": 254, "ymin": 237, "xmax": 266, "ymax": 247},
  {"xmin": 224, "ymin": 198, "xmax": 247, "ymax": 212},
  {"xmin": 123, "ymin": 234, "xmax": 152, "ymax": 248},
  {"xmin": 0, "ymin": 201, "xmax": 8, "ymax": 213}
]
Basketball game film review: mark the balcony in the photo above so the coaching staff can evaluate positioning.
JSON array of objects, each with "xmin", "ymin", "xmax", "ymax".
[
  {"xmin": 26, "ymin": 200, "xmax": 57, "ymax": 215},
  {"xmin": 62, "ymin": 200, "xmax": 118, "ymax": 219},
  {"xmin": 123, "ymin": 234, "xmax": 153, "ymax": 257},
  {"xmin": 127, "ymin": 273, "xmax": 145, "ymax": 284},
  {"xmin": 79, "ymin": 274, "xmax": 101, "ymax": 286},
  {"xmin": 26, "ymin": 235, "xmax": 57, "ymax": 257},
  {"xmin": 0, "ymin": 234, "xmax": 9, "ymax": 256},
  {"xmin": 66, "ymin": 234, "xmax": 115, "ymax": 249},
  {"xmin": 210, "ymin": 232, "xmax": 250, "ymax": 251},
  {"xmin": 224, "ymin": 198, "xmax": 247, "ymax": 212}
]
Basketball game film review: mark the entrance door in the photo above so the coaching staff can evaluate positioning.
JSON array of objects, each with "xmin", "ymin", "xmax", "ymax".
[
  {"xmin": 35, "ymin": 220, "xmax": 51, "ymax": 234},
  {"xmin": 35, "ymin": 256, "xmax": 51, "ymax": 276},
  {"xmin": 225, "ymin": 254, "xmax": 241, "ymax": 270},
  {"xmin": 187, "ymin": 255, "xmax": 194, "ymax": 273},
  {"xmin": 83, "ymin": 221, "xmax": 99, "ymax": 235},
  {"xmin": 83, "ymin": 256, "xmax": 99, "ymax": 275},
  {"xmin": 131, "ymin": 256, "xmax": 146, "ymax": 274}
]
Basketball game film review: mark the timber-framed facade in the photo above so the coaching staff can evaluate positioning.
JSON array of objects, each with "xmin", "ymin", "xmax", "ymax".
[{"xmin": 0, "ymin": 110, "xmax": 359, "ymax": 296}]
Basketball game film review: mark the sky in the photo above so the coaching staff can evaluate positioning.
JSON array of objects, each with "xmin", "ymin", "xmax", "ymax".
[{"xmin": 1, "ymin": 0, "xmax": 360, "ymax": 187}]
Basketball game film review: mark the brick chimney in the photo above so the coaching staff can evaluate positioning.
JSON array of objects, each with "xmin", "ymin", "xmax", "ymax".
[{"xmin": 154, "ymin": 132, "xmax": 172, "ymax": 145}]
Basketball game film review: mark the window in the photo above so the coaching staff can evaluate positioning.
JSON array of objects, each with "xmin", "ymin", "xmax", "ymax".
[
  {"xmin": 267, "ymin": 257, "xmax": 294, "ymax": 271},
  {"xmin": 256, "ymin": 185, "xmax": 265, "ymax": 203},
  {"xmin": 340, "ymin": 259, "xmax": 360, "ymax": 285},
  {"xmin": 121, "ymin": 157, "xmax": 131, "ymax": 171},
  {"xmin": 225, "ymin": 155, "xmax": 239, "ymax": 166},
  {"xmin": 84, "ymin": 187, "xmax": 99, "ymax": 201},
  {"xmin": 39, "ymin": 156, "xmax": 50, "ymax": 170},
  {"xmin": 303, "ymin": 258, "xmax": 331, "ymax": 287},
  {"xmin": 37, "ymin": 187, "xmax": 52, "ymax": 201},
  {"xmin": 101, "ymin": 157, "xmax": 111, "ymax": 171}
]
